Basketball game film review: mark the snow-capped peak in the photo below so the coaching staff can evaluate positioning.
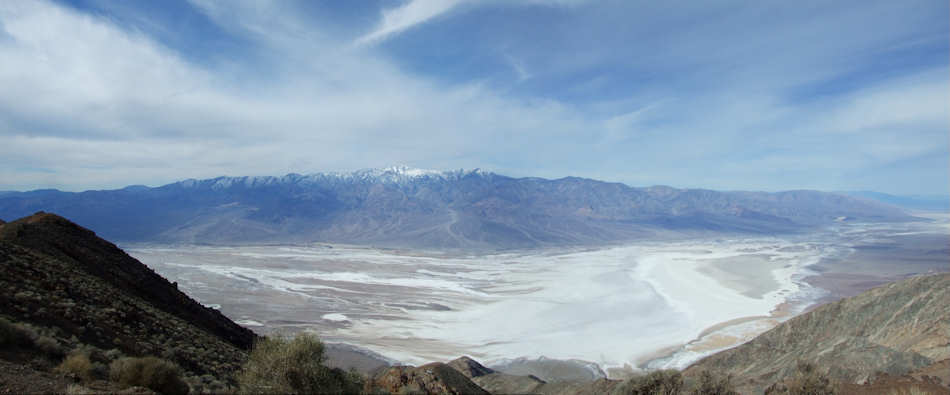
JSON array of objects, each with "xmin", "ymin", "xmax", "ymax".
[
  {"xmin": 323, "ymin": 166, "xmax": 488, "ymax": 183},
  {"xmin": 168, "ymin": 166, "xmax": 493, "ymax": 189},
  {"xmin": 383, "ymin": 165, "xmax": 441, "ymax": 177}
]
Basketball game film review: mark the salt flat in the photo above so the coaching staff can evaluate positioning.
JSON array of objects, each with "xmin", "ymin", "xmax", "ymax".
[{"xmin": 127, "ymin": 217, "xmax": 949, "ymax": 377}]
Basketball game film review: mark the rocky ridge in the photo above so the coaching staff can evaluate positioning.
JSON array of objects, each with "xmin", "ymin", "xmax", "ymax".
[
  {"xmin": 0, "ymin": 168, "xmax": 912, "ymax": 249},
  {"xmin": 685, "ymin": 273, "xmax": 950, "ymax": 393}
]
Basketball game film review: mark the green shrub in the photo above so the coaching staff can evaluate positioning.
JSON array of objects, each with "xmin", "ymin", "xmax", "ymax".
[
  {"xmin": 237, "ymin": 333, "xmax": 363, "ymax": 394},
  {"xmin": 690, "ymin": 370, "xmax": 738, "ymax": 395},
  {"xmin": 109, "ymin": 356, "xmax": 189, "ymax": 395},
  {"xmin": 57, "ymin": 352, "xmax": 95, "ymax": 381},
  {"xmin": 618, "ymin": 369, "xmax": 684, "ymax": 395}
]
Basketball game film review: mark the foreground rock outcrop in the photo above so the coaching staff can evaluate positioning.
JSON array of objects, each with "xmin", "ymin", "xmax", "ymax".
[
  {"xmin": 369, "ymin": 362, "xmax": 490, "ymax": 394},
  {"xmin": 0, "ymin": 212, "xmax": 256, "ymax": 388}
]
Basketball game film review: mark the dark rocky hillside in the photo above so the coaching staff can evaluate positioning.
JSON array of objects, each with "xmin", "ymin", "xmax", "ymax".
[
  {"xmin": 0, "ymin": 213, "xmax": 256, "ymax": 384},
  {"xmin": 0, "ymin": 168, "xmax": 913, "ymax": 249}
]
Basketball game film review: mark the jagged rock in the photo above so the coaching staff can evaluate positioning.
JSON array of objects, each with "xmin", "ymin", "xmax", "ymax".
[
  {"xmin": 370, "ymin": 362, "xmax": 490, "ymax": 394},
  {"xmin": 448, "ymin": 356, "xmax": 495, "ymax": 379}
]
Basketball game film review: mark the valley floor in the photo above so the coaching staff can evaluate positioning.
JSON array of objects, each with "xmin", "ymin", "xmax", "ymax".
[{"xmin": 126, "ymin": 215, "xmax": 949, "ymax": 381}]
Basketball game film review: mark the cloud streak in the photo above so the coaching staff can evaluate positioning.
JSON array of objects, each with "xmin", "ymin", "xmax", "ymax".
[
  {"xmin": 0, "ymin": 0, "xmax": 946, "ymax": 195},
  {"xmin": 356, "ymin": 0, "xmax": 463, "ymax": 46}
]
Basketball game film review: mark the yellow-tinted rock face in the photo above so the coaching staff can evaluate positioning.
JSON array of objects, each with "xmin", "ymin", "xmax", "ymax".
[{"xmin": 685, "ymin": 273, "xmax": 950, "ymax": 393}]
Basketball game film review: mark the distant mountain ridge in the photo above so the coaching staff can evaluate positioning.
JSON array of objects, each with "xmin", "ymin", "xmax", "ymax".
[
  {"xmin": 842, "ymin": 190, "xmax": 950, "ymax": 212},
  {"xmin": 0, "ymin": 167, "xmax": 913, "ymax": 249}
]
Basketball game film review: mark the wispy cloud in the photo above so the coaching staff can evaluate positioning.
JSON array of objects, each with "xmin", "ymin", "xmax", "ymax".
[
  {"xmin": 505, "ymin": 53, "xmax": 532, "ymax": 81},
  {"xmin": 0, "ymin": 0, "xmax": 589, "ymax": 190},
  {"xmin": 355, "ymin": 0, "xmax": 463, "ymax": 46},
  {"xmin": 0, "ymin": 0, "xmax": 946, "ymax": 195}
]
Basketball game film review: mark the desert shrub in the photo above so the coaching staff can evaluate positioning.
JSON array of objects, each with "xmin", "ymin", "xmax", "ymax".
[
  {"xmin": 766, "ymin": 362, "xmax": 836, "ymax": 395},
  {"xmin": 886, "ymin": 387, "xmax": 930, "ymax": 395},
  {"xmin": 33, "ymin": 334, "xmax": 65, "ymax": 357},
  {"xmin": 109, "ymin": 356, "xmax": 189, "ymax": 395},
  {"xmin": 787, "ymin": 362, "xmax": 835, "ymax": 395},
  {"xmin": 237, "ymin": 333, "xmax": 363, "ymax": 394},
  {"xmin": 690, "ymin": 370, "xmax": 738, "ymax": 395},
  {"xmin": 91, "ymin": 362, "xmax": 109, "ymax": 381},
  {"xmin": 186, "ymin": 374, "xmax": 238, "ymax": 395},
  {"xmin": 64, "ymin": 383, "xmax": 94, "ymax": 395},
  {"xmin": 618, "ymin": 369, "xmax": 684, "ymax": 395},
  {"xmin": 104, "ymin": 348, "xmax": 123, "ymax": 361},
  {"xmin": 57, "ymin": 352, "xmax": 95, "ymax": 381},
  {"xmin": 0, "ymin": 317, "xmax": 36, "ymax": 348},
  {"xmin": 0, "ymin": 317, "xmax": 64, "ymax": 357}
]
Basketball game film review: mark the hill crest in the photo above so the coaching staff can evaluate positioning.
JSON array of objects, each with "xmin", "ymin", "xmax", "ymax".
[{"xmin": 0, "ymin": 170, "xmax": 913, "ymax": 249}]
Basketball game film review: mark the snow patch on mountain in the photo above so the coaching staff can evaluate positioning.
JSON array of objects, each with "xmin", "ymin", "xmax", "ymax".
[{"xmin": 169, "ymin": 166, "xmax": 495, "ymax": 189}]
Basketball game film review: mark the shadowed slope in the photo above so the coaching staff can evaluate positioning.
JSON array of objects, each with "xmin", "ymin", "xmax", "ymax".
[
  {"xmin": 0, "ymin": 212, "xmax": 255, "ymax": 350},
  {"xmin": 0, "ymin": 212, "xmax": 256, "ymax": 378}
]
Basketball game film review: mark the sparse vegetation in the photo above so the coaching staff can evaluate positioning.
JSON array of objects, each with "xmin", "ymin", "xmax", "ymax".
[
  {"xmin": 109, "ymin": 356, "xmax": 190, "ymax": 395},
  {"xmin": 690, "ymin": 370, "xmax": 738, "ymax": 395},
  {"xmin": 32, "ymin": 334, "xmax": 65, "ymax": 358},
  {"xmin": 237, "ymin": 332, "xmax": 363, "ymax": 394},
  {"xmin": 614, "ymin": 369, "xmax": 741, "ymax": 395},
  {"xmin": 618, "ymin": 369, "xmax": 684, "ymax": 395},
  {"xmin": 0, "ymin": 316, "xmax": 64, "ymax": 357},
  {"xmin": 56, "ymin": 351, "xmax": 95, "ymax": 382},
  {"xmin": 787, "ymin": 362, "xmax": 836, "ymax": 395},
  {"xmin": 886, "ymin": 387, "xmax": 930, "ymax": 395},
  {"xmin": 0, "ymin": 317, "xmax": 34, "ymax": 348},
  {"xmin": 765, "ymin": 362, "xmax": 836, "ymax": 395},
  {"xmin": 64, "ymin": 383, "xmax": 94, "ymax": 395}
]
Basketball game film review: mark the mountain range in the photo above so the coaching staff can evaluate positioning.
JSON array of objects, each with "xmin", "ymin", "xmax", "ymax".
[{"xmin": 0, "ymin": 167, "xmax": 913, "ymax": 249}]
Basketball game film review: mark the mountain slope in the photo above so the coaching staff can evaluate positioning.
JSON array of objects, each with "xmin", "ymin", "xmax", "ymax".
[
  {"xmin": 685, "ymin": 273, "xmax": 950, "ymax": 393},
  {"xmin": 843, "ymin": 191, "xmax": 950, "ymax": 212},
  {"xmin": 0, "ymin": 212, "xmax": 256, "ymax": 379},
  {"xmin": 0, "ymin": 167, "xmax": 912, "ymax": 249}
]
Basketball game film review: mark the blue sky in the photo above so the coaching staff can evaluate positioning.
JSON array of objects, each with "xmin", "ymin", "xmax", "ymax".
[{"xmin": 0, "ymin": 0, "xmax": 947, "ymax": 195}]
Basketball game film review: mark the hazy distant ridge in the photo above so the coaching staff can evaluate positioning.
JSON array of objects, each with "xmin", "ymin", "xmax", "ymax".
[{"xmin": 0, "ymin": 167, "xmax": 912, "ymax": 249}]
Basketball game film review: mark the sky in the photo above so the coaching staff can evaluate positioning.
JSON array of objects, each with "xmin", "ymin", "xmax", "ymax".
[{"xmin": 0, "ymin": 0, "xmax": 947, "ymax": 195}]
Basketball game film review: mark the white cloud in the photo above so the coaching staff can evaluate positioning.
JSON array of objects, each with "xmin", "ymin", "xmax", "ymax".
[
  {"xmin": 0, "ymin": 0, "xmax": 945, "ymax": 195},
  {"xmin": 820, "ymin": 71, "xmax": 949, "ymax": 135},
  {"xmin": 0, "ymin": 0, "xmax": 594, "ymax": 190},
  {"xmin": 355, "ymin": 0, "xmax": 463, "ymax": 46}
]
